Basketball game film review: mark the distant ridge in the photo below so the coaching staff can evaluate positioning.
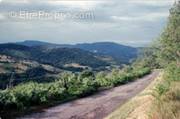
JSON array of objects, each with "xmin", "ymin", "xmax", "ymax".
[
  {"xmin": 16, "ymin": 40, "xmax": 138, "ymax": 64},
  {"xmin": 16, "ymin": 40, "xmax": 59, "ymax": 47},
  {"xmin": 0, "ymin": 43, "xmax": 109, "ymax": 70},
  {"xmin": 74, "ymin": 42, "xmax": 138, "ymax": 64}
]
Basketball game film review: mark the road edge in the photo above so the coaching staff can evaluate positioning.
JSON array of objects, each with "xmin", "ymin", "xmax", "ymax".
[{"xmin": 105, "ymin": 71, "xmax": 161, "ymax": 119}]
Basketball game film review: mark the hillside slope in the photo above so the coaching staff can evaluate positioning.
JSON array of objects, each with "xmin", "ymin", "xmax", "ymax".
[
  {"xmin": 17, "ymin": 41, "xmax": 138, "ymax": 64},
  {"xmin": 75, "ymin": 42, "xmax": 138, "ymax": 64},
  {"xmin": 0, "ymin": 43, "xmax": 109, "ymax": 70}
]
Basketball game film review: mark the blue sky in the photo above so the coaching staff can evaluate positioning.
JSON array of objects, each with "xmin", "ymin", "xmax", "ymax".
[{"xmin": 0, "ymin": 0, "xmax": 175, "ymax": 47}]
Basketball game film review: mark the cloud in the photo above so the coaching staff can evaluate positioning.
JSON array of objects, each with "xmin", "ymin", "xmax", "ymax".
[
  {"xmin": 1, "ymin": 0, "xmax": 29, "ymax": 4},
  {"xmin": 0, "ymin": 13, "xmax": 5, "ymax": 20},
  {"xmin": 111, "ymin": 12, "xmax": 169, "ymax": 22},
  {"xmin": 46, "ymin": 1, "xmax": 107, "ymax": 9},
  {"xmin": 1, "ymin": 0, "xmax": 110, "ymax": 9},
  {"xmin": 128, "ymin": 0, "xmax": 175, "ymax": 7},
  {"xmin": 0, "ymin": 0, "xmax": 174, "ymax": 46}
]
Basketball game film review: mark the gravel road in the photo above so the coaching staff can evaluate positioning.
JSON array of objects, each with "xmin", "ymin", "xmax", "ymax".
[{"xmin": 19, "ymin": 71, "xmax": 159, "ymax": 119}]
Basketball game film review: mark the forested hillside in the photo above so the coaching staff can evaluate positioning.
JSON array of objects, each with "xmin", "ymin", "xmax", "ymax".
[
  {"xmin": 75, "ymin": 42, "xmax": 138, "ymax": 64},
  {"xmin": 0, "ymin": 43, "xmax": 109, "ymax": 69},
  {"xmin": 0, "ymin": 43, "xmax": 114, "ymax": 89},
  {"xmin": 17, "ymin": 41, "xmax": 138, "ymax": 64}
]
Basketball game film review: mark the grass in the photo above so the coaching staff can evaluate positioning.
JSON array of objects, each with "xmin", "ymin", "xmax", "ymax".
[
  {"xmin": 150, "ymin": 63, "xmax": 180, "ymax": 119},
  {"xmin": 150, "ymin": 81, "xmax": 180, "ymax": 119},
  {"xmin": 106, "ymin": 64, "xmax": 180, "ymax": 119},
  {"xmin": 105, "ymin": 71, "xmax": 162, "ymax": 119}
]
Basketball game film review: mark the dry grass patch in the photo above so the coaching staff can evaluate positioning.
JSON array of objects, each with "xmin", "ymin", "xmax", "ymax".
[
  {"xmin": 150, "ymin": 82, "xmax": 180, "ymax": 119},
  {"xmin": 105, "ymin": 72, "xmax": 163, "ymax": 119}
]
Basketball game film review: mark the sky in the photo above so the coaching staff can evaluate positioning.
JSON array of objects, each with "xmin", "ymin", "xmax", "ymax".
[{"xmin": 0, "ymin": 0, "xmax": 175, "ymax": 47}]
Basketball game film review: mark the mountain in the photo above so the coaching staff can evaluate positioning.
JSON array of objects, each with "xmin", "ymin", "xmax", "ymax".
[
  {"xmin": 16, "ymin": 40, "xmax": 138, "ymax": 64},
  {"xmin": 16, "ymin": 40, "xmax": 71, "ymax": 48},
  {"xmin": 0, "ymin": 43, "xmax": 109, "ymax": 70},
  {"xmin": 16, "ymin": 40, "xmax": 57, "ymax": 47},
  {"xmin": 74, "ymin": 42, "xmax": 138, "ymax": 64},
  {"xmin": 0, "ymin": 43, "xmax": 114, "ymax": 89},
  {"xmin": 0, "ymin": 42, "xmax": 137, "ymax": 89}
]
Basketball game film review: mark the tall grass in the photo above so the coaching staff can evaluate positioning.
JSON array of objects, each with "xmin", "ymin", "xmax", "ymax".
[{"xmin": 151, "ymin": 63, "xmax": 180, "ymax": 119}]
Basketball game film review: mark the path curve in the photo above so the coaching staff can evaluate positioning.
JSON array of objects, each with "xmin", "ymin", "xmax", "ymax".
[{"xmin": 19, "ymin": 71, "xmax": 159, "ymax": 119}]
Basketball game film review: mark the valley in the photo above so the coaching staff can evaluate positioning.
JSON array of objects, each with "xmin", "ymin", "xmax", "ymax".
[
  {"xmin": 0, "ymin": 42, "xmax": 138, "ymax": 89},
  {"xmin": 0, "ymin": 1, "xmax": 179, "ymax": 119}
]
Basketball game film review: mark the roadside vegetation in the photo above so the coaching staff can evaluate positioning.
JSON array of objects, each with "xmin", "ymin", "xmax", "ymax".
[
  {"xmin": 128, "ymin": 2, "xmax": 180, "ymax": 118},
  {"xmin": 0, "ymin": 65, "xmax": 150, "ymax": 117},
  {"xmin": 150, "ymin": 2, "xmax": 180, "ymax": 118},
  {"xmin": 0, "ymin": 2, "xmax": 179, "ymax": 119},
  {"xmin": 105, "ymin": 71, "xmax": 162, "ymax": 119},
  {"xmin": 107, "ymin": 2, "xmax": 180, "ymax": 119},
  {"xmin": 152, "ymin": 64, "xmax": 180, "ymax": 119}
]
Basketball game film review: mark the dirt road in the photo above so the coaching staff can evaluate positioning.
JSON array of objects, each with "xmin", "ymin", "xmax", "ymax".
[{"xmin": 19, "ymin": 71, "xmax": 159, "ymax": 119}]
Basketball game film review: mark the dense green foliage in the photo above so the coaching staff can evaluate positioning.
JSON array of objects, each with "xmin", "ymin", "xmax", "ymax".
[
  {"xmin": 96, "ymin": 67, "xmax": 150, "ymax": 87},
  {"xmin": 0, "ymin": 82, "xmax": 66, "ymax": 110},
  {"xmin": 135, "ymin": 0, "xmax": 180, "ymax": 106},
  {"xmin": 158, "ymin": 3, "xmax": 180, "ymax": 66},
  {"xmin": 148, "ymin": 2, "xmax": 180, "ymax": 119},
  {"xmin": 0, "ymin": 67, "xmax": 150, "ymax": 113},
  {"xmin": 0, "ymin": 66, "xmax": 57, "ymax": 89},
  {"xmin": 127, "ymin": 3, "xmax": 180, "ymax": 118},
  {"xmin": 135, "ymin": 47, "xmax": 161, "ymax": 69},
  {"xmin": 155, "ymin": 2, "xmax": 180, "ymax": 95}
]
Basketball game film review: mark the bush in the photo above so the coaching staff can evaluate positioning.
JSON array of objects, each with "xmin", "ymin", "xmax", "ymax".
[
  {"xmin": 0, "ymin": 66, "xmax": 151, "ymax": 113},
  {"xmin": 96, "ymin": 67, "xmax": 151, "ymax": 87},
  {"xmin": 96, "ymin": 72, "xmax": 114, "ymax": 87},
  {"xmin": 0, "ymin": 82, "xmax": 66, "ymax": 111},
  {"xmin": 156, "ymin": 81, "xmax": 170, "ymax": 96},
  {"xmin": 0, "ymin": 90, "xmax": 17, "ymax": 110},
  {"xmin": 164, "ymin": 63, "xmax": 180, "ymax": 81}
]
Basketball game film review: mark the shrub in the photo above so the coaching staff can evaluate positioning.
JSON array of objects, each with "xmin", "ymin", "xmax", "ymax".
[
  {"xmin": 96, "ymin": 71, "xmax": 114, "ymax": 87},
  {"xmin": 0, "ymin": 90, "xmax": 17, "ymax": 110},
  {"xmin": 164, "ymin": 63, "xmax": 180, "ymax": 81},
  {"xmin": 156, "ymin": 81, "xmax": 170, "ymax": 96},
  {"xmin": 0, "ymin": 82, "xmax": 66, "ymax": 111},
  {"xmin": 96, "ymin": 67, "xmax": 151, "ymax": 87},
  {"xmin": 0, "ymin": 66, "xmax": 151, "ymax": 113}
]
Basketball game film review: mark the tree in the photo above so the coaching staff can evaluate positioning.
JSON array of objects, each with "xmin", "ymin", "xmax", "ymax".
[
  {"xmin": 136, "ymin": 47, "xmax": 160, "ymax": 69},
  {"xmin": 158, "ymin": 2, "xmax": 180, "ymax": 66},
  {"xmin": 79, "ymin": 70, "xmax": 95, "ymax": 80}
]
